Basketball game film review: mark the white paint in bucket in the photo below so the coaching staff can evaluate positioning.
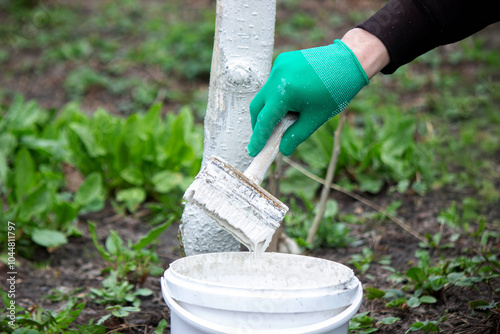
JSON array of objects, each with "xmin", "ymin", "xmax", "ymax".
[{"xmin": 161, "ymin": 252, "xmax": 362, "ymax": 333}]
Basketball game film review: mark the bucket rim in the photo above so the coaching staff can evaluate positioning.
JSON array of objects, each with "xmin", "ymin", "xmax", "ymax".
[{"xmin": 167, "ymin": 252, "xmax": 356, "ymax": 292}]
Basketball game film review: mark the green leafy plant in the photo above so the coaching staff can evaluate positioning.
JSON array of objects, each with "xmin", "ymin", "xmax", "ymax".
[
  {"xmin": 284, "ymin": 198, "xmax": 358, "ymax": 249},
  {"xmin": 0, "ymin": 96, "xmax": 105, "ymax": 254},
  {"xmin": 87, "ymin": 220, "xmax": 170, "ymax": 325},
  {"xmin": 62, "ymin": 103, "xmax": 202, "ymax": 215},
  {"xmin": 349, "ymin": 312, "xmax": 378, "ymax": 334},
  {"xmin": 406, "ymin": 316, "xmax": 447, "ymax": 333},
  {"xmin": 89, "ymin": 270, "xmax": 153, "ymax": 325},
  {"xmin": 366, "ymin": 250, "xmax": 498, "ymax": 313},
  {"xmin": 349, "ymin": 311, "xmax": 400, "ymax": 333},
  {"xmin": 0, "ymin": 290, "xmax": 105, "ymax": 334},
  {"xmin": 469, "ymin": 300, "xmax": 500, "ymax": 317},
  {"xmin": 0, "ymin": 95, "xmax": 202, "ymax": 254},
  {"xmin": 349, "ymin": 247, "xmax": 391, "ymax": 275},
  {"xmin": 155, "ymin": 319, "xmax": 169, "ymax": 334},
  {"xmin": 294, "ymin": 105, "xmax": 430, "ymax": 195},
  {"xmin": 129, "ymin": 9, "xmax": 215, "ymax": 80},
  {"xmin": 88, "ymin": 219, "xmax": 172, "ymax": 283},
  {"xmin": 90, "ymin": 270, "xmax": 152, "ymax": 307}
]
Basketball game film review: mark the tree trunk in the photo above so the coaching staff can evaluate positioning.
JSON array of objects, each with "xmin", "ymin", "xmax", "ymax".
[{"xmin": 179, "ymin": 0, "xmax": 277, "ymax": 256}]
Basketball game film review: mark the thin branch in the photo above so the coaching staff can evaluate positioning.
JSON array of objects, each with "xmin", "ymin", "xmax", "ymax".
[
  {"xmin": 283, "ymin": 157, "xmax": 427, "ymax": 243},
  {"xmin": 306, "ymin": 113, "xmax": 346, "ymax": 244}
]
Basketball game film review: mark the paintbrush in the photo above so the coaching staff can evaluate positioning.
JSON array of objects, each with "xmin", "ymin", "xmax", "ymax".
[{"xmin": 183, "ymin": 114, "xmax": 297, "ymax": 253}]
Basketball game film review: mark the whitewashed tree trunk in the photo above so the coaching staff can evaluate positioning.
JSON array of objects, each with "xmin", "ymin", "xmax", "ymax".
[{"xmin": 179, "ymin": 0, "xmax": 277, "ymax": 256}]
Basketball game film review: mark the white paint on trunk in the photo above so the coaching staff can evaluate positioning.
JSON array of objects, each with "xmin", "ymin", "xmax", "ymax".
[
  {"xmin": 183, "ymin": 115, "xmax": 295, "ymax": 255},
  {"xmin": 179, "ymin": 0, "xmax": 277, "ymax": 256}
]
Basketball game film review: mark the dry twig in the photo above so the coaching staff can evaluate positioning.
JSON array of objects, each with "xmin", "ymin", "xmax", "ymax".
[
  {"xmin": 283, "ymin": 157, "xmax": 427, "ymax": 243},
  {"xmin": 306, "ymin": 113, "xmax": 346, "ymax": 244}
]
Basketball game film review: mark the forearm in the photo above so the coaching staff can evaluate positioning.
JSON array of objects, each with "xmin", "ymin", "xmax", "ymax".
[
  {"xmin": 357, "ymin": 0, "xmax": 500, "ymax": 74},
  {"xmin": 341, "ymin": 28, "xmax": 389, "ymax": 79}
]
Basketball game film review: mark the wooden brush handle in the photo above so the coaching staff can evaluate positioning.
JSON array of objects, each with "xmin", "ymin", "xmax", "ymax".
[{"xmin": 244, "ymin": 113, "xmax": 298, "ymax": 185}]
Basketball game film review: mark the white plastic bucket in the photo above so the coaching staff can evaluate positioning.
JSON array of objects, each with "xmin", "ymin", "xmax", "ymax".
[{"xmin": 161, "ymin": 252, "xmax": 362, "ymax": 334}]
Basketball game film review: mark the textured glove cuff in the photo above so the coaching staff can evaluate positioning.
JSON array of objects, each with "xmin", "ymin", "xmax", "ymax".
[{"xmin": 301, "ymin": 40, "xmax": 369, "ymax": 113}]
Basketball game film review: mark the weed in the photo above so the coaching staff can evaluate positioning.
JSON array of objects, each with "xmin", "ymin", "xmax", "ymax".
[
  {"xmin": 283, "ymin": 197, "xmax": 358, "ymax": 249},
  {"xmin": 0, "ymin": 290, "xmax": 105, "ymax": 334},
  {"xmin": 294, "ymin": 105, "xmax": 431, "ymax": 196},
  {"xmin": 349, "ymin": 311, "xmax": 400, "ymax": 333},
  {"xmin": 90, "ymin": 270, "xmax": 152, "ymax": 307},
  {"xmin": 88, "ymin": 219, "xmax": 172, "ymax": 284},
  {"xmin": 155, "ymin": 319, "xmax": 169, "ymax": 334},
  {"xmin": 0, "ymin": 96, "xmax": 202, "ymax": 254},
  {"xmin": 349, "ymin": 311, "xmax": 378, "ymax": 333},
  {"xmin": 469, "ymin": 300, "xmax": 500, "ymax": 317},
  {"xmin": 0, "ymin": 96, "xmax": 104, "ymax": 254},
  {"xmin": 349, "ymin": 247, "xmax": 391, "ymax": 276},
  {"xmin": 406, "ymin": 316, "xmax": 447, "ymax": 333},
  {"xmin": 366, "ymin": 249, "xmax": 499, "ymax": 315}
]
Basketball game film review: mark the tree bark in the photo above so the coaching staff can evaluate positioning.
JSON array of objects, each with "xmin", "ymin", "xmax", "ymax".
[{"xmin": 180, "ymin": 0, "xmax": 277, "ymax": 256}]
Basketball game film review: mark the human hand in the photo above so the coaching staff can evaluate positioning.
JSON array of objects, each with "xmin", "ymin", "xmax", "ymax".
[{"xmin": 247, "ymin": 39, "xmax": 369, "ymax": 157}]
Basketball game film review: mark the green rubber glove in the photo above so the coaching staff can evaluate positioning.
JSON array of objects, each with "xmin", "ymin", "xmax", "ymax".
[{"xmin": 248, "ymin": 39, "xmax": 369, "ymax": 157}]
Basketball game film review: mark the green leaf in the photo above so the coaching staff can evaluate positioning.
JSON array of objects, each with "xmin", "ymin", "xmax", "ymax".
[
  {"xmin": 378, "ymin": 316, "xmax": 400, "ymax": 325},
  {"xmin": 68, "ymin": 122, "xmax": 106, "ymax": 157},
  {"xmin": 281, "ymin": 167, "xmax": 319, "ymax": 199},
  {"xmin": 3, "ymin": 95, "xmax": 42, "ymax": 132},
  {"xmin": 0, "ymin": 133, "xmax": 16, "ymax": 186},
  {"xmin": 386, "ymin": 297, "xmax": 407, "ymax": 308},
  {"xmin": 406, "ymin": 267, "xmax": 426, "ymax": 284},
  {"xmin": 155, "ymin": 319, "xmax": 169, "ymax": 334},
  {"xmin": 142, "ymin": 103, "xmax": 162, "ymax": 132},
  {"xmin": 357, "ymin": 173, "xmax": 384, "ymax": 194},
  {"xmin": 396, "ymin": 179, "xmax": 410, "ymax": 193},
  {"xmin": 407, "ymin": 297, "xmax": 421, "ymax": 308},
  {"xmin": 54, "ymin": 302, "xmax": 85, "ymax": 328},
  {"xmin": 163, "ymin": 108, "xmax": 195, "ymax": 167},
  {"xmin": 365, "ymin": 287, "xmax": 385, "ymax": 300},
  {"xmin": 14, "ymin": 148, "xmax": 36, "ymax": 201},
  {"xmin": 469, "ymin": 299, "xmax": 491, "ymax": 309},
  {"xmin": 151, "ymin": 170, "xmax": 184, "ymax": 193},
  {"xmin": 21, "ymin": 136, "xmax": 67, "ymax": 160},
  {"xmin": 105, "ymin": 231, "xmax": 124, "ymax": 257},
  {"xmin": 108, "ymin": 305, "xmax": 140, "ymax": 317},
  {"xmin": 419, "ymin": 296, "xmax": 437, "ymax": 304},
  {"xmin": 53, "ymin": 201, "xmax": 78, "ymax": 227},
  {"xmin": 0, "ymin": 132, "xmax": 17, "ymax": 156},
  {"xmin": 74, "ymin": 173, "xmax": 103, "ymax": 208},
  {"xmin": 31, "ymin": 228, "xmax": 68, "ymax": 248},
  {"xmin": 132, "ymin": 218, "xmax": 174, "ymax": 251},
  {"xmin": 77, "ymin": 324, "xmax": 106, "ymax": 334},
  {"xmin": 406, "ymin": 320, "xmax": 442, "ymax": 333},
  {"xmin": 88, "ymin": 222, "xmax": 112, "ymax": 262},
  {"xmin": 322, "ymin": 199, "xmax": 338, "ymax": 219},
  {"xmin": 134, "ymin": 288, "xmax": 153, "ymax": 296},
  {"xmin": 447, "ymin": 272, "xmax": 474, "ymax": 287},
  {"xmin": 18, "ymin": 183, "xmax": 52, "ymax": 222},
  {"xmin": 120, "ymin": 167, "xmax": 144, "ymax": 186},
  {"xmin": 116, "ymin": 187, "xmax": 146, "ymax": 212},
  {"xmin": 406, "ymin": 322, "xmax": 425, "ymax": 332},
  {"xmin": 428, "ymin": 275, "xmax": 446, "ymax": 291},
  {"xmin": 96, "ymin": 313, "xmax": 112, "ymax": 325},
  {"xmin": 0, "ymin": 152, "xmax": 7, "ymax": 189},
  {"xmin": 469, "ymin": 300, "xmax": 499, "ymax": 313}
]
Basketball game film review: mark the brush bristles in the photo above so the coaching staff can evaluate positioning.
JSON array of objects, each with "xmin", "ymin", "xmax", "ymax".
[{"xmin": 183, "ymin": 156, "xmax": 288, "ymax": 252}]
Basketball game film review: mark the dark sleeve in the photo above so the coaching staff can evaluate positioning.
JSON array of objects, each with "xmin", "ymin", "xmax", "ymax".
[{"xmin": 357, "ymin": 0, "xmax": 500, "ymax": 74}]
